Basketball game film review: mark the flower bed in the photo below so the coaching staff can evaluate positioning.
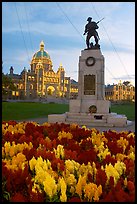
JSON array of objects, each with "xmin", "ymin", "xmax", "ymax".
[{"xmin": 2, "ymin": 121, "xmax": 135, "ymax": 202}]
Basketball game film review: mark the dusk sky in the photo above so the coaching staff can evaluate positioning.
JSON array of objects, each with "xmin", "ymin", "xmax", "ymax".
[{"xmin": 2, "ymin": 2, "xmax": 135, "ymax": 85}]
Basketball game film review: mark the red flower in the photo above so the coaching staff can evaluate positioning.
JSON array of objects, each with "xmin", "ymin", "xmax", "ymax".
[
  {"xmin": 10, "ymin": 192, "xmax": 28, "ymax": 202},
  {"xmin": 124, "ymin": 158, "xmax": 135, "ymax": 181},
  {"xmin": 29, "ymin": 191, "xmax": 45, "ymax": 202},
  {"xmin": 64, "ymin": 149, "xmax": 78, "ymax": 161},
  {"xmin": 22, "ymin": 147, "xmax": 36, "ymax": 161},
  {"xmin": 96, "ymin": 169, "xmax": 107, "ymax": 189},
  {"xmin": 6, "ymin": 165, "xmax": 29, "ymax": 194},
  {"xmin": 25, "ymin": 122, "xmax": 37, "ymax": 136},
  {"xmin": 99, "ymin": 190, "xmax": 116, "ymax": 202},
  {"xmin": 107, "ymin": 140, "xmax": 123, "ymax": 155},
  {"xmin": 36, "ymin": 148, "xmax": 55, "ymax": 161},
  {"xmin": 114, "ymin": 189, "xmax": 131, "ymax": 202},
  {"xmin": 68, "ymin": 197, "xmax": 81, "ymax": 202},
  {"xmin": 77, "ymin": 148, "xmax": 97, "ymax": 164},
  {"xmin": 80, "ymin": 138, "xmax": 93, "ymax": 151},
  {"xmin": 127, "ymin": 181, "xmax": 135, "ymax": 193},
  {"xmin": 109, "ymin": 176, "xmax": 115, "ymax": 189},
  {"xmin": 51, "ymin": 158, "xmax": 65, "ymax": 172},
  {"xmin": 102, "ymin": 154, "xmax": 117, "ymax": 166},
  {"xmin": 87, "ymin": 172, "xmax": 93, "ymax": 183},
  {"xmin": 2, "ymin": 161, "xmax": 9, "ymax": 178}
]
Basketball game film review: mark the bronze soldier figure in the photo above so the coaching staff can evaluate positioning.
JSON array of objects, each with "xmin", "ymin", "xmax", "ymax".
[{"xmin": 83, "ymin": 17, "xmax": 100, "ymax": 49}]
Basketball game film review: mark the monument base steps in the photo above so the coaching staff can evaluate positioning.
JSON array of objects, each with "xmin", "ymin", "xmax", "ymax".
[{"xmin": 48, "ymin": 112, "xmax": 131, "ymax": 127}]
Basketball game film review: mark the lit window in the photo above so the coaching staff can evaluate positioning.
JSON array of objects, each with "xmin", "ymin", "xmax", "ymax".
[
  {"xmin": 16, "ymin": 92, "xmax": 19, "ymax": 96},
  {"xmin": 12, "ymin": 91, "xmax": 15, "ymax": 96}
]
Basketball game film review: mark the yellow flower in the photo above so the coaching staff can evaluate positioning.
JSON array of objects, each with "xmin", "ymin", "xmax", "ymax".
[
  {"xmin": 29, "ymin": 156, "xmax": 37, "ymax": 171},
  {"xmin": 70, "ymin": 123, "xmax": 78, "ymax": 130},
  {"xmin": 32, "ymin": 182, "xmax": 42, "ymax": 193},
  {"xmin": 35, "ymin": 167, "xmax": 46, "ymax": 183},
  {"xmin": 84, "ymin": 182, "xmax": 102, "ymax": 202},
  {"xmin": 91, "ymin": 128, "xmax": 98, "ymax": 133},
  {"xmin": 66, "ymin": 174, "xmax": 76, "ymax": 186},
  {"xmin": 128, "ymin": 152, "xmax": 135, "ymax": 161},
  {"xmin": 60, "ymin": 193, "xmax": 67, "ymax": 202},
  {"xmin": 116, "ymin": 153, "xmax": 126, "ymax": 161},
  {"xmin": 42, "ymin": 122, "xmax": 51, "ymax": 127},
  {"xmin": 2, "ymin": 147, "xmax": 5, "ymax": 158},
  {"xmin": 4, "ymin": 152, "xmax": 27, "ymax": 171},
  {"xmin": 117, "ymin": 137, "xmax": 129, "ymax": 153},
  {"xmin": 16, "ymin": 152, "xmax": 26, "ymax": 163},
  {"xmin": 78, "ymin": 163, "xmax": 88, "ymax": 177},
  {"xmin": 54, "ymin": 145, "xmax": 64, "ymax": 159},
  {"xmin": 65, "ymin": 160, "xmax": 75, "ymax": 174},
  {"xmin": 70, "ymin": 186, "xmax": 75, "ymax": 195},
  {"xmin": 58, "ymin": 177, "xmax": 67, "ymax": 202},
  {"xmin": 4, "ymin": 142, "xmax": 11, "ymax": 156},
  {"xmin": 128, "ymin": 145, "xmax": 135, "ymax": 154},
  {"xmin": 45, "ymin": 136, "xmax": 51, "ymax": 143},
  {"xmin": 105, "ymin": 163, "xmax": 120, "ymax": 185},
  {"xmin": 12, "ymin": 152, "xmax": 27, "ymax": 169},
  {"xmin": 9, "ymin": 146, "xmax": 15, "ymax": 157},
  {"xmin": 81, "ymin": 125, "xmax": 87, "ymax": 130},
  {"xmin": 92, "ymin": 162, "xmax": 97, "ymax": 181},
  {"xmin": 8, "ymin": 125, "xmax": 14, "ymax": 133},
  {"xmin": 114, "ymin": 161, "xmax": 126, "ymax": 176},
  {"xmin": 43, "ymin": 173, "xmax": 57, "ymax": 198},
  {"xmin": 84, "ymin": 183, "xmax": 95, "ymax": 201},
  {"xmin": 127, "ymin": 132, "xmax": 135, "ymax": 138},
  {"xmin": 98, "ymin": 147, "xmax": 111, "ymax": 160},
  {"xmin": 94, "ymin": 185, "xmax": 102, "ymax": 201},
  {"xmin": 36, "ymin": 156, "xmax": 43, "ymax": 167},
  {"xmin": 75, "ymin": 175, "xmax": 87, "ymax": 198},
  {"xmin": 58, "ymin": 131, "xmax": 73, "ymax": 140}
]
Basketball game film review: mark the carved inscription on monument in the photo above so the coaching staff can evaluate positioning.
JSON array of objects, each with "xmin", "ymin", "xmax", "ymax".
[{"xmin": 84, "ymin": 74, "xmax": 95, "ymax": 95}]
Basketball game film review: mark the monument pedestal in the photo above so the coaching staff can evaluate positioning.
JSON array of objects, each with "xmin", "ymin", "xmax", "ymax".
[
  {"xmin": 48, "ymin": 48, "xmax": 130, "ymax": 127},
  {"xmin": 69, "ymin": 99, "xmax": 110, "ymax": 113}
]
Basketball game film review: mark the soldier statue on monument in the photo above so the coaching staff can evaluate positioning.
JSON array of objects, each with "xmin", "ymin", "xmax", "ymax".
[{"xmin": 83, "ymin": 17, "xmax": 101, "ymax": 49}]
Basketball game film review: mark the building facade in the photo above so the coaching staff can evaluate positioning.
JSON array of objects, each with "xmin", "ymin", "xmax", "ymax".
[
  {"xmin": 6, "ymin": 41, "xmax": 134, "ymax": 102},
  {"xmin": 105, "ymin": 81, "xmax": 135, "ymax": 102},
  {"xmin": 6, "ymin": 41, "xmax": 78, "ymax": 100}
]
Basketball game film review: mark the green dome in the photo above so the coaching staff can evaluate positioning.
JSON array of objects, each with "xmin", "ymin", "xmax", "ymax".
[
  {"xmin": 33, "ymin": 41, "xmax": 50, "ymax": 59},
  {"xmin": 33, "ymin": 50, "xmax": 50, "ymax": 59}
]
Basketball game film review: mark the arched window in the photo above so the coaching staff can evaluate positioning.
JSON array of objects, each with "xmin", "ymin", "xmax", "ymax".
[{"xmin": 30, "ymin": 84, "xmax": 33, "ymax": 90}]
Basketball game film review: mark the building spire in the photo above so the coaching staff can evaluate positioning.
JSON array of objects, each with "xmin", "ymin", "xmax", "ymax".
[
  {"xmin": 59, "ymin": 62, "xmax": 63, "ymax": 67},
  {"xmin": 40, "ymin": 40, "xmax": 44, "ymax": 51}
]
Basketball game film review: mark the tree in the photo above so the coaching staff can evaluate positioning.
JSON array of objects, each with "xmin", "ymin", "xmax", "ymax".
[{"xmin": 2, "ymin": 73, "xmax": 17, "ymax": 97}]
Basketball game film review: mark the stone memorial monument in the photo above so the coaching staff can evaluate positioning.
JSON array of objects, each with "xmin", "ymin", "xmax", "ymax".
[{"xmin": 48, "ymin": 17, "xmax": 130, "ymax": 127}]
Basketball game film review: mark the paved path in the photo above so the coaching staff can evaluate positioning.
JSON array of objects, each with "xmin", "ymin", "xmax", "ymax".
[{"xmin": 16, "ymin": 117, "xmax": 135, "ymax": 132}]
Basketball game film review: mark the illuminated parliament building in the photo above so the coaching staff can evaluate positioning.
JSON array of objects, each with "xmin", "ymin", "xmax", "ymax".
[
  {"xmin": 7, "ymin": 41, "xmax": 78, "ymax": 100},
  {"xmin": 5, "ymin": 41, "xmax": 135, "ymax": 102}
]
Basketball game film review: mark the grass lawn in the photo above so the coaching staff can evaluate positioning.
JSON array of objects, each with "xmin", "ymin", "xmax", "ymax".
[
  {"xmin": 2, "ymin": 102, "xmax": 69, "ymax": 121},
  {"xmin": 2, "ymin": 101, "xmax": 135, "ymax": 121},
  {"xmin": 110, "ymin": 103, "xmax": 135, "ymax": 121}
]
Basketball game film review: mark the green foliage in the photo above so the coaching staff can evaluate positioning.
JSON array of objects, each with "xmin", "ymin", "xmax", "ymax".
[
  {"xmin": 2, "ymin": 73, "xmax": 17, "ymax": 95},
  {"xmin": 2, "ymin": 178, "xmax": 10, "ymax": 201}
]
